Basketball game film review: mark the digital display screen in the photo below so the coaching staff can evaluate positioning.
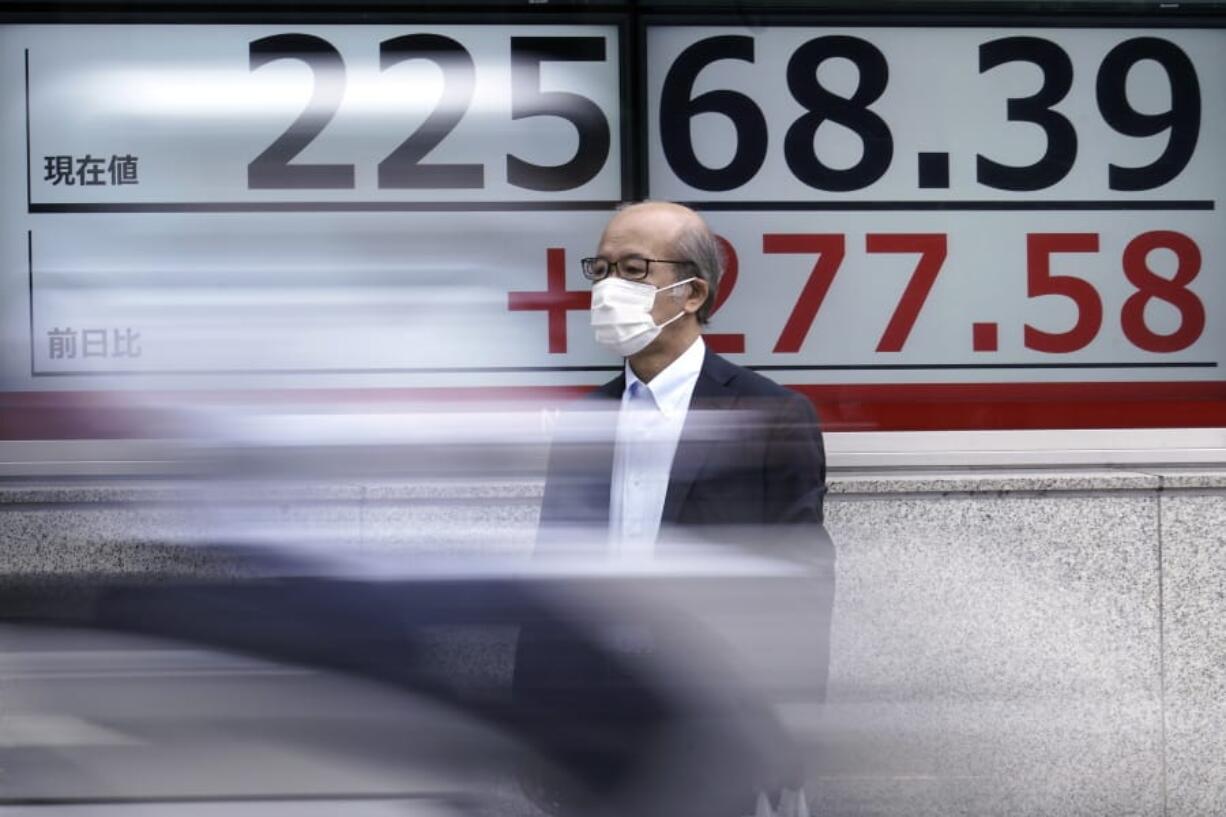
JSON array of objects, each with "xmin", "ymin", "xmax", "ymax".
[{"xmin": 3, "ymin": 21, "xmax": 1223, "ymax": 430}]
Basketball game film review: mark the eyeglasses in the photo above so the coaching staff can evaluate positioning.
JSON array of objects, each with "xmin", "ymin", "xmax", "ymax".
[{"xmin": 580, "ymin": 257, "xmax": 694, "ymax": 282}]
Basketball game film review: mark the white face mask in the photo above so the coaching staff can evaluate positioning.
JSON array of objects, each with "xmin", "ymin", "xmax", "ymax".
[{"xmin": 590, "ymin": 276, "xmax": 696, "ymax": 358}]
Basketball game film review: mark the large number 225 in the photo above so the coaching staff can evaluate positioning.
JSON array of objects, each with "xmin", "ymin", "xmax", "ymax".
[{"xmin": 248, "ymin": 33, "xmax": 611, "ymax": 191}]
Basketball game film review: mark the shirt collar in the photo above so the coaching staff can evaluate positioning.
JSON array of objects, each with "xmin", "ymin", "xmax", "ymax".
[{"xmin": 624, "ymin": 336, "xmax": 705, "ymax": 418}]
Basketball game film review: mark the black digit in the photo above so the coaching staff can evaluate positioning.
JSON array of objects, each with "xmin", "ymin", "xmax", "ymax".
[
  {"xmin": 784, "ymin": 35, "xmax": 893, "ymax": 192},
  {"xmin": 977, "ymin": 37, "xmax": 1077, "ymax": 191},
  {"xmin": 508, "ymin": 37, "xmax": 611, "ymax": 192},
  {"xmin": 659, "ymin": 35, "xmax": 767, "ymax": 191},
  {"xmin": 248, "ymin": 34, "xmax": 354, "ymax": 189},
  {"xmin": 379, "ymin": 34, "xmax": 482, "ymax": 189},
  {"xmin": 1097, "ymin": 37, "xmax": 1200, "ymax": 191}
]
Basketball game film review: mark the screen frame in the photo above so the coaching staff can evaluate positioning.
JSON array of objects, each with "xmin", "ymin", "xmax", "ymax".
[{"xmin": 2, "ymin": 4, "xmax": 1223, "ymax": 470}]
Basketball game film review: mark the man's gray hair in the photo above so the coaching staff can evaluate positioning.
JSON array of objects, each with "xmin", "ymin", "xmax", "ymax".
[
  {"xmin": 673, "ymin": 219, "xmax": 723, "ymax": 325},
  {"xmin": 617, "ymin": 201, "xmax": 724, "ymax": 325}
]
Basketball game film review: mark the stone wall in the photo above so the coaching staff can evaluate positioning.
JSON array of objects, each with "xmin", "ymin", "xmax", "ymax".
[{"xmin": 1, "ymin": 468, "xmax": 1224, "ymax": 816}]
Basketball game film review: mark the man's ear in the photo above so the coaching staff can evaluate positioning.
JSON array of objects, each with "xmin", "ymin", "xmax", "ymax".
[{"xmin": 684, "ymin": 278, "xmax": 709, "ymax": 314}]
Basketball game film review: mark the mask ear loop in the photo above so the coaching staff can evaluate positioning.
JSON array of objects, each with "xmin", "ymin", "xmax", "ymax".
[
  {"xmin": 655, "ymin": 277, "xmax": 699, "ymax": 327},
  {"xmin": 657, "ymin": 276, "xmax": 698, "ymax": 295},
  {"xmin": 656, "ymin": 308, "xmax": 688, "ymax": 331}
]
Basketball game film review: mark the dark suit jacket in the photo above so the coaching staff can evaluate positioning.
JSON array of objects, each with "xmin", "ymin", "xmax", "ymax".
[
  {"xmin": 537, "ymin": 349, "xmax": 832, "ymax": 565},
  {"xmin": 515, "ymin": 351, "xmax": 834, "ymax": 810}
]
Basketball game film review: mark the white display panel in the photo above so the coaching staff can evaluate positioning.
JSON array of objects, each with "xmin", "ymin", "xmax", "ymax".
[
  {"xmin": 692, "ymin": 209, "xmax": 1222, "ymax": 384},
  {"xmin": 0, "ymin": 21, "xmax": 1222, "ymax": 435},
  {"xmin": 1, "ymin": 23, "xmax": 624, "ymax": 391},
  {"xmin": 647, "ymin": 26, "xmax": 1221, "ymax": 203},
  {"xmin": 646, "ymin": 26, "xmax": 1224, "ymax": 389},
  {"xmin": 28, "ymin": 24, "xmax": 622, "ymax": 204},
  {"xmin": 22, "ymin": 211, "xmax": 619, "ymax": 387}
]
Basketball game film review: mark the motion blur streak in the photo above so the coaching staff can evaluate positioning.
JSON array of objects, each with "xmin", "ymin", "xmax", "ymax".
[{"xmin": 1, "ymin": 398, "xmax": 834, "ymax": 817}]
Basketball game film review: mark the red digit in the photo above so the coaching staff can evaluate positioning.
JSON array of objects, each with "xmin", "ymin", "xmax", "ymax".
[
  {"xmin": 704, "ymin": 235, "xmax": 745, "ymax": 354},
  {"xmin": 865, "ymin": 233, "xmax": 947, "ymax": 352},
  {"xmin": 1024, "ymin": 233, "xmax": 1102, "ymax": 353},
  {"xmin": 764, "ymin": 233, "xmax": 845, "ymax": 353},
  {"xmin": 1120, "ymin": 231, "xmax": 1204, "ymax": 353}
]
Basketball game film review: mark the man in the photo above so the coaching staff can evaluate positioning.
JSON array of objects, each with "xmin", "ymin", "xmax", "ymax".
[
  {"xmin": 514, "ymin": 201, "xmax": 833, "ymax": 816},
  {"xmin": 538, "ymin": 200, "xmax": 831, "ymax": 561}
]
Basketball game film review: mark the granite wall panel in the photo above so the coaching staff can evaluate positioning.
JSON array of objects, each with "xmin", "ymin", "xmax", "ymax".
[
  {"xmin": 3, "ymin": 471, "xmax": 1222, "ymax": 817},
  {"xmin": 1159, "ymin": 482, "xmax": 1226, "ymax": 817},
  {"xmin": 817, "ymin": 487, "xmax": 1164, "ymax": 817}
]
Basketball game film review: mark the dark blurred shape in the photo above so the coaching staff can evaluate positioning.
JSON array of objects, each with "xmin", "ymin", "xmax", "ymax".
[{"xmin": 2, "ymin": 542, "xmax": 828, "ymax": 817}]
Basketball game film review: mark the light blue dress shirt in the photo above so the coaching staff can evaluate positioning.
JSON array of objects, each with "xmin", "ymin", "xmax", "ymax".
[{"xmin": 609, "ymin": 336, "xmax": 705, "ymax": 556}]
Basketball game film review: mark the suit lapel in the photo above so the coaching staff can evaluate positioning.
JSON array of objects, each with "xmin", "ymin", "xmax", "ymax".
[
  {"xmin": 660, "ymin": 350, "xmax": 738, "ymax": 526},
  {"xmin": 584, "ymin": 373, "xmax": 623, "ymax": 527},
  {"xmin": 593, "ymin": 373, "xmax": 625, "ymax": 402}
]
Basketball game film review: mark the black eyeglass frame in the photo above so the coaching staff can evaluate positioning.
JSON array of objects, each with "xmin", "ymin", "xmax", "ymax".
[{"xmin": 580, "ymin": 257, "xmax": 695, "ymax": 282}]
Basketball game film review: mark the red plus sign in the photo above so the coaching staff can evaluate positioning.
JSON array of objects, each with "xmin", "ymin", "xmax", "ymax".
[{"xmin": 508, "ymin": 247, "xmax": 591, "ymax": 354}]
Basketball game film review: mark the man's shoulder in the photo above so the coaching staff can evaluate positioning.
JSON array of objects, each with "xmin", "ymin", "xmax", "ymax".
[
  {"xmin": 572, "ymin": 351, "xmax": 805, "ymax": 405},
  {"xmin": 703, "ymin": 351, "xmax": 799, "ymax": 400},
  {"xmin": 702, "ymin": 352, "xmax": 821, "ymax": 429}
]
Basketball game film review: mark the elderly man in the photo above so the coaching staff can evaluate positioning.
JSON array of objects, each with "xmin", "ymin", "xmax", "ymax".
[
  {"xmin": 514, "ymin": 202, "xmax": 834, "ymax": 816},
  {"xmin": 540, "ymin": 200, "xmax": 831, "ymax": 558}
]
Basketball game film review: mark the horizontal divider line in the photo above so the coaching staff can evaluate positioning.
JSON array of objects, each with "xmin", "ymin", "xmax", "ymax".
[
  {"xmin": 31, "ymin": 366, "xmax": 625, "ymax": 376},
  {"xmin": 684, "ymin": 200, "xmax": 1216, "ymax": 212},
  {"xmin": 0, "ymin": 793, "xmax": 458, "ymax": 806},
  {"xmin": 27, "ymin": 200, "xmax": 1217, "ymax": 214},
  {"xmin": 30, "ymin": 362, "xmax": 1216, "ymax": 376},
  {"xmin": 752, "ymin": 362, "xmax": 1217, "ymax": 370},
  {"xmin": 29, "ymin": 201, "xmax": 623, "ymax": 214}
]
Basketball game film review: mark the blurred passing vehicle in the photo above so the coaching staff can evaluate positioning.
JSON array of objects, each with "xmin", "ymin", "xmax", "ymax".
[{"xmin": 1, "ymin": 544, "xmax": 830, "ymax": 817}]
